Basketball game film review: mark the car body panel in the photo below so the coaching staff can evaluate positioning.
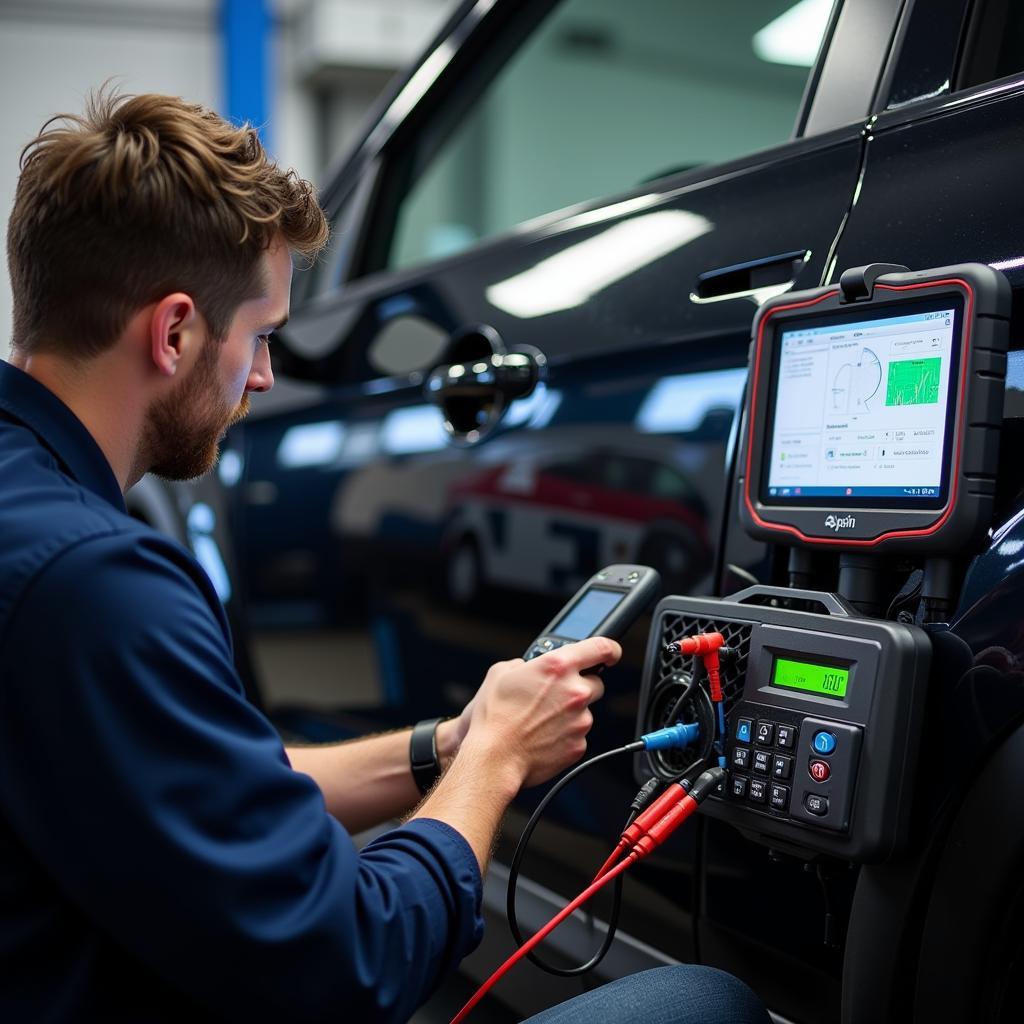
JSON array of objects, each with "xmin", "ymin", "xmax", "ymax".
[{"xmin": 208, "ymin": 0, "xmax": 1024, "ymax": 1021}]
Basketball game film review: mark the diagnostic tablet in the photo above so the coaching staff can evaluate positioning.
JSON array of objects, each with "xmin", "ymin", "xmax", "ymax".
[{"xmin": 739, "ymin": 264, "xmax": 1010, "ymax": 551}]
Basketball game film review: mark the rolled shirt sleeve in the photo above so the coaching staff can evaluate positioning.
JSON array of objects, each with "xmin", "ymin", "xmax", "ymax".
[{"xmin": 0, "ymin": 530, "xmax": 482, "ymax": 1022}]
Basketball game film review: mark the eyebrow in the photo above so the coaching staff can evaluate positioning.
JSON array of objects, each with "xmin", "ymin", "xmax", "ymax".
[{"xmin": 268, "ymin": 314, "xmax": 289, "ymax": 332}]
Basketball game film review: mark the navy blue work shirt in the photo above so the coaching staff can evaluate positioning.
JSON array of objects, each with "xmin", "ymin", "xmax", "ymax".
[{"xmin": 0, "ymin": 360, "xmax": 483, "ymax": 1022}]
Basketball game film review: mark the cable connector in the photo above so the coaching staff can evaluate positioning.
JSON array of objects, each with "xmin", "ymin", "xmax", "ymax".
[
  {"xmin": 672, "ymin": 633, "xmax": 725, "ymax": 658},
  {"xmin": 629, "ymin": 778, "xmax": 662, "ymax": 816},
  {"xmin": 665, "ymin": 632, "xmax": 726, "ymax": 702},
  {"xmin": 628, "ymin": 767, "xmax": 725, "ymax": 858},
  {"xmin": 687, "ymin": 766, "xmax": 725, "ymax": 802},
  {"xmin": 641, "ymin": 721, "xmax": 700, "ymax": 751},
  {"xmin": 615, "ymin": 781, "xmax": 685, "ymax": 852}
]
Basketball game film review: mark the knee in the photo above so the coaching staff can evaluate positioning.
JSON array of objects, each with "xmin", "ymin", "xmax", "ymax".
[
  {"xmin": 521, "ymin": 963, "xmax": 769, "ymax": 1024},
  {"xmin": 639, "ymin": 964, "xmax": 770, "ymax": 1024}
]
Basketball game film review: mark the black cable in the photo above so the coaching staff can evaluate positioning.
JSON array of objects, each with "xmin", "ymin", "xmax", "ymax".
[
  {"xmin": 506, "ymin": 743, "xmax": 642, "ymax": 977},
  {"xmin": 508, "ymin": 656, "xmax": 720, "ymax": 976},
  {"xmin": 649, "ymin": 665, "xmax": 715, "ymax": 783},
  {"xmin": 885, "ymin": 568, "xmax": 923, "ymax": 621},
  {"xmin": 665, "ymin": 671, "xmax": 697, "ymax": 721}
]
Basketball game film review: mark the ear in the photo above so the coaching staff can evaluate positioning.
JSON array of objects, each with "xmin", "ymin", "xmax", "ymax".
[{"xmin": 149, "ymin": 293, "xmax": 199, "ymax": 377}]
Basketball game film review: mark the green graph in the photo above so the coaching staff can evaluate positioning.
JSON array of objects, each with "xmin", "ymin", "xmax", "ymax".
[{"xmin": 886, "ymin": 357, "xmax": 941, "ymax": 406}]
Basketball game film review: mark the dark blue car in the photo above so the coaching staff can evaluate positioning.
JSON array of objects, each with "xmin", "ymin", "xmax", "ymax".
[{"xmin": 189, "ymin": 2, "xmax": 1024, "ymax": 1020}]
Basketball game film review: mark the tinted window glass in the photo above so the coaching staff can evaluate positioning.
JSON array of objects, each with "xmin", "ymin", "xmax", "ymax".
[
  {"xmin": 650, "ymin": 463, "xmax": 699, "ymax": 503},
  {"xmin": 960, "ymin": 0, "xmax": 1024, "ymax": 89},
  {"xmin": 385, "ymin": 0, "xmax": 834, "ymax": 272}
]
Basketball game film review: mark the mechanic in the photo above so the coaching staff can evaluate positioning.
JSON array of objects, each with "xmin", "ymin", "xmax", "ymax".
[{"xmin": 0, "ymin": 90, "xmax": 769, "ymax": 1024}]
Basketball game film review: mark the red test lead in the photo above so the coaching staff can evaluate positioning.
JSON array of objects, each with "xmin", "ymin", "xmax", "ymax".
[
  {"xmin": 449, "ymin": 857, "xmax": 635, "ymax": 1024},
  {"xmin": 593, "ymin": 778, "xmax": 694, "ymax": 881},
  {"xmin": 667, "ymin": 632, "xmax": 726, "ymax": 702},
  {"xmin": 628, "ymin": 768, "xmax": 723, "ymax": 857},
  {"xmin": 615, "ymin": 769, "xmax": 722, "ymax": 862},
  {"xmin": 451, "ymin": 767, "xmax": 725, "ymax": 1024}
]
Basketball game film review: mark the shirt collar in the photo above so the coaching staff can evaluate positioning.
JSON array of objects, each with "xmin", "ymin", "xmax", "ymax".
[{"xmin": 0, "ymin": 360, "xmax": 127, "ymax": 513}]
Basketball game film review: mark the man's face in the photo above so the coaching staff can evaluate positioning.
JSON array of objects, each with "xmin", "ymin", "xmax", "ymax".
[{"xmin": 144, "ymin": 241, "xmax": 291, "ymax": 481}]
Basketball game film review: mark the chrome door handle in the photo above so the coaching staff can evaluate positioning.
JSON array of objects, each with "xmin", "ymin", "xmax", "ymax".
[
  {"xmin": 426, "ymin": 351, "xmax": 537, "ymax": 401},
  {"xmin": 425, "ymin": 325, "xmax": 545, "ymax": 444}
]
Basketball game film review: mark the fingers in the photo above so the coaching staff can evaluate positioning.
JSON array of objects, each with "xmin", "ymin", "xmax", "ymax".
[
  {"xmin": 543, "ymin": 636, "xmax": 622, "ymax": 674},
  {"xmin": 470, "ymin": 637, "xmax": 619, "ymax": 788},
  {"xmin": 529, "ymin": 638, "xmax": 612, "ymax": 706},
  {"xmin": 528, "ymin": 659, "xmax": 604, "ymax": 713}
]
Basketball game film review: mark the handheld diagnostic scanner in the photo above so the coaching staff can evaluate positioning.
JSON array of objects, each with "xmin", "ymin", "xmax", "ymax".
[{"xmin": 525, "ymin": 565, "xmax": 660, "ymax": 661}]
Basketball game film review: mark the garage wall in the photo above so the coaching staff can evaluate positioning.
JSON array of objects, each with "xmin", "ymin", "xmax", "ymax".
[
  {"xmin": 0, "ymin": 0, "xmax": 219, "ymax": 363},
  {"xmin": 0, "ymin": 0, "xmax": 456, "ymax": 363}
]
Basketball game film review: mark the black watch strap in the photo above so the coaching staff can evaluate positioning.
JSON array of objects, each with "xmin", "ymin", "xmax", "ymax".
[{"xmin": 410, "ymin": 717, "xmax": 445, "ymax": 795}]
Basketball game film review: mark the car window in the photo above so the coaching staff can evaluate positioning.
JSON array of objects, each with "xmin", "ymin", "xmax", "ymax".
[
  {"xmin": 959, "ymin": 0, "xmax": 1024, "ymax": 89},
  {"xmin": 547, "ymin": 457, "xmax": 598, "ymax": 484},
  {"xmin": 380, "ymin": 0, "xmax": 835, "ymax": 274},
  {"xmin": 602, "ymin": 457, "xmax": 634, "ymax": 492},
  {"xmin": 649, "ymin": 462, "xmax": 700, "ymax": 504}
]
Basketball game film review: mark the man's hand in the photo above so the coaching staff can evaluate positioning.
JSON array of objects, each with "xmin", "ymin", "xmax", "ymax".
[
  {"xmin": 413, "ymin": 636, "xmax": 620, "ymax": 871},
  {"xmin": 456, "ymin": 636, "xmax": 620, "ymax": 790}
]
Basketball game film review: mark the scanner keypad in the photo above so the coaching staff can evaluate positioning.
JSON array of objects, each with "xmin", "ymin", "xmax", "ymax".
[{"xmin": 725, "ymin": 704, "xmax": 862, "ymax": 832}]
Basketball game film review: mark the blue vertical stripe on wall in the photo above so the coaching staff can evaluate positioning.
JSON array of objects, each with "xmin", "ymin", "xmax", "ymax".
[{"xmin": 220, "ymin": 0, "xmax": 272, "ymax": 151}]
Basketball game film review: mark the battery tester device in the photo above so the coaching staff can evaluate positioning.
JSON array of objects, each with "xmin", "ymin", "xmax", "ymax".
[{"xmin": 638, "ymin": 585, "xmax": 931, "ymax": 860}]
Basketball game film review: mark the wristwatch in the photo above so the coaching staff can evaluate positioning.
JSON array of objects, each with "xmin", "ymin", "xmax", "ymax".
[{"xmin": 410, "ymin": 717, "xmax": 446, "ymax": 795}]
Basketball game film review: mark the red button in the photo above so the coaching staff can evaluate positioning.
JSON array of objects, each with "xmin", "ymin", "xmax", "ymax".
[{"xmin": 809, "ymin": 760, "xmax": 831, "ymax": 782}]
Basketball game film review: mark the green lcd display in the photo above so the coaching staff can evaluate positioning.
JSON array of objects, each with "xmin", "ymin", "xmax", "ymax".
[{"xmin": 772, "ymin": 657, "xmax": 849, "ymax": 699}]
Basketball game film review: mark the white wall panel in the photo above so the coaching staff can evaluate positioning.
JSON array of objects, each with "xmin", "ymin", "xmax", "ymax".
[
  {"xmin": 0, "ymin": 2, "xmax": 218, "ymax": 361},
  {"xmin": 0, "ymin": 0, "xmax": 455, "ymax": 362}
]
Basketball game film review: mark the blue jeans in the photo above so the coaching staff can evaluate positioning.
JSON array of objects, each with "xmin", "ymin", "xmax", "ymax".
[{"xmin": 519, "ymin": 966, "xmax": 770, "ymax": 1024}]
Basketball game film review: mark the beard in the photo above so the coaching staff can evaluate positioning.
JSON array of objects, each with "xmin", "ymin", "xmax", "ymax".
[{"xmin": 141, "ymin": 340, "xmax": 251, "ymax": 482}]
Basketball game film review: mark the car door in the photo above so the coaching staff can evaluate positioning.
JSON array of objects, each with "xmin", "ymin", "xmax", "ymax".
[
  {"xmin": 788, "ymin": 2, "xmax": 1024, "ymax": 1021},
  {"xmin": 224, "ymin": 0, "xmax": 904, "ymax": 1017}
]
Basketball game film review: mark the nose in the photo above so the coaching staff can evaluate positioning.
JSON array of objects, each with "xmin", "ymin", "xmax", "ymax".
[{"xmin": 246, "ymin": 341, "xmax": 274, "ymax": 394}]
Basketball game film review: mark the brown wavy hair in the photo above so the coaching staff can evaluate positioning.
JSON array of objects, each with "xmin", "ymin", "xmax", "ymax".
[{"xmin": 6, "ymin": 88, "xmax": 328, "ymax": 357}]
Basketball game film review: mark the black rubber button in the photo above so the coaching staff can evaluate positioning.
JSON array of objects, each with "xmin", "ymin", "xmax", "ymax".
[{"xmin": 804, "ymin": 793, "xmax": 829, "ymax": 817}]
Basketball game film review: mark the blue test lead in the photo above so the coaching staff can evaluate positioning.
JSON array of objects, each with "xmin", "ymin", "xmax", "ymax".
[{"xmin": 641, "ymin": 721, "xmax": 701, "ymax": 751}]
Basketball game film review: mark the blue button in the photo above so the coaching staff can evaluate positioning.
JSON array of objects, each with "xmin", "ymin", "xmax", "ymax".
[
  {"xmin": 812, "ymin": 731, "xmax": 837, "ymax": 755},
  {"xmin": 735, "ymin": 718, "xmax": 753, "ymax": 744}
]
